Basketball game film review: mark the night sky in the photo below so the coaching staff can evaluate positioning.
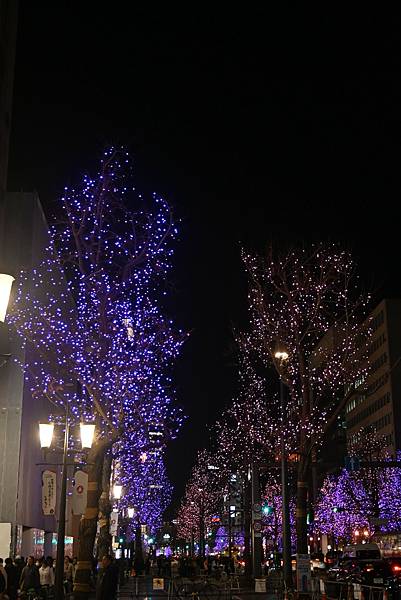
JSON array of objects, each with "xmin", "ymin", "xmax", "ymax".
[{"xmin": 8, "ymin": 4, "xmax": 400, "ymax": 513}]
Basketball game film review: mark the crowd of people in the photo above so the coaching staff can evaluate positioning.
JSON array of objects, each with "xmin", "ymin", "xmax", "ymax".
[
  {"xmin": 0, "ymin": 554, "xmax": 76, "ymax": 599},
  {"xmin": 0, "ymin": 554, "xmax": 118, "ymax": 599},
  {"xmin": 0, "ymin": 551, "xmax": 242, "ymax": 599}
]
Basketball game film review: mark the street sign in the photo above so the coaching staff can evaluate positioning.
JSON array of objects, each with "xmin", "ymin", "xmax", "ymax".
[
  {"xmin": 253, "ymin": 521, "xmax": 262, "ymax": 532},
  {"xmin": 296, "ymin": 554, "xmax": 311, "ymax": 593},
  {"xmin": 253, "ymin": 502, "xmax": 262, "ymax": 513},
  {"xmin": 153, "ymin": 578, "xmax": 164, "ymax": 590}
]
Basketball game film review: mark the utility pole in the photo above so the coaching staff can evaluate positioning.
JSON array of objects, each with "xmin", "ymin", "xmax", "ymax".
[
  {"xmin": 280, "ymin": 379, "xmax": 292, "ymax": 589},
  {"xmin": 251, "ymin": 463, "xmax": 262, "ymax": 577},
  {"xmin": 54, "ymin": 403, "xmax": 70, "ymax": 600},
  {"xmin": 199, "ymin": 492, "xmax": 205, "ymax": 558},
  {"xmin": 228, "ymin": 475, "xmax": 232, "ymax": 559}
]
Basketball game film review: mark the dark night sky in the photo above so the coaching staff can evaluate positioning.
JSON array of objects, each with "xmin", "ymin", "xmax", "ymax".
[{"xmin": 8, "ymin": 4, "xmax": 401, "ymax": 512}]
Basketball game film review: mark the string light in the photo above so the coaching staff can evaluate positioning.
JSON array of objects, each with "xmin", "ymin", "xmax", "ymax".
[{"xmin": 8, "ymin": 147, "xmax": 185, "ymax": 528}]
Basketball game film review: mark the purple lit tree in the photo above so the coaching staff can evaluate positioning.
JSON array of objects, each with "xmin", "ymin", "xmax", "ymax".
[
  {"xmin": 315, "ymin": 435, "xmax": 401, "ymax": 543},
  {"xmin": 119, "ymin": 450, "xmax": 173, "ymax": 534},
  {"xmin": 242, "ymin": 244, "xmax": 370, "ymax": 553},
  {"xmin": 9, "ymin": 148, "xmax": 184, "ymax": 598}
]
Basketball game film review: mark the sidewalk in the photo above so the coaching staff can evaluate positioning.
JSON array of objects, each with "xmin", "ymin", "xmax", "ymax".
[{"xmin": 115, "ymin": 574, "xmax": 279, "ymax": 600}]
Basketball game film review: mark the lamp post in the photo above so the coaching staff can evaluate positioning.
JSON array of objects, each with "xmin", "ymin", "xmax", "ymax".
[
  {"xmin": 275, "ymin": 350, "xmax": 292, "ymax": 590},
  {"xmin": 0, "ymin": 272, "xmax": 14, "ymax": 361},
  {"xmin": 39, "ymin": 412, "xmax": 95, "ymax": 599},
  {"xmin": 0, "ymin": 273, "xmax": 14, "ymax": 323},
  {"xmin": 198, "ymin": 488, "xmax": 205, "ymax": 558}
]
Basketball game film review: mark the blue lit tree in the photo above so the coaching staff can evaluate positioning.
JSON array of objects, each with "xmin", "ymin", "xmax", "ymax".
[
  {"xmin": 9, "ymin": 148, "xmax": 184, "ymax": 598},
  {"xmin": 315, "ymin": 435, "xmax": 401, "ymax": 543}
]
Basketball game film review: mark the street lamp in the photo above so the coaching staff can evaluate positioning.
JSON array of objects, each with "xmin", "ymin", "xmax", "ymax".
[
  {"xmin": 38, "ymin": 412, "xmax": 94, "ymax": 599},
  {"xmin": 0, "ymin": 273, "xmax": 14, "ymax": 361},
  {"xmin": 39, "ymin": 423, "xmax": 55, "ymax": 448},
  {"xmin": 0, "ymin": 273, "xmax": 14, "ymax": 322},
  {"xmin": 275, "ymin": 348, "xmax": 292, "ymax": 590},
  {"xmin": 113, "ymin": 484, "xmax": 123, "ymax": 500},
  {"xmin": 80, "ymin": 423, "xmax": 95, "ymax": 448}
]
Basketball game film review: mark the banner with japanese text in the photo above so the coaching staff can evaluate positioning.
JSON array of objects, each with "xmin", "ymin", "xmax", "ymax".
[{"xmin": 42, "ymin": 470, "xmax": 56, "ymax": 515}]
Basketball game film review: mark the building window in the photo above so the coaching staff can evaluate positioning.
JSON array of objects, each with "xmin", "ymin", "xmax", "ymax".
[{"xmin": 371, "ymin": 310, "xmax": 384, "ymax": 333}]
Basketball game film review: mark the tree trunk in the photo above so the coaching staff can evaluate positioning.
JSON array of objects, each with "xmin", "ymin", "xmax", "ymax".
[
  {"xmin": 73, "ymin": 440, "xmax": 108, "ymax": 600},
  {"xmin": 296, "ymin": 456, "xmax": 309, "ymax": 554},
  {"xmin": 243, "ymin": 477, "xmax": 252, "ymax": 577},
  {"xmin": 97, "ymin": 452, "xmax": 113, "ymax": 562},
  {"xmin": 134, "ymin": 524, "xmax": 145, "ymax": 575}
]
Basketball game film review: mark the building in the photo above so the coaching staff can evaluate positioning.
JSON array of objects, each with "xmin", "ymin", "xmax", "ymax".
[
  {"xmin": 345, "ymin": 299, "xmax": 401, "ymax": 454},
  {"xmin": 0, "ymin": 192, "xmax": 78, "ymax": 558}
]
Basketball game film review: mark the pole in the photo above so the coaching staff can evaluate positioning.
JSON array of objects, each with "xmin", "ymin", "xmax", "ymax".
[
  {"xmin": 54, "ymin": 403, "xmax": 69, "ymax": 599},
  {"xmin": 251, "ymin": 463, "xmax": 262, "ymax": 577},
  {"xmin": 280, "ymin": 379, "xmax": 292, "ymax": 589},
  {"xmin": 199, "ymin": 494, "xmax": 205, "ymax": 558},
  {"xmin": 228, "ymin": 475, "xmax": 232, "ymax": 559}
]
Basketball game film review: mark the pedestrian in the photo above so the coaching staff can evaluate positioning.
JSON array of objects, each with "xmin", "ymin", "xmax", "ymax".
[
  {"xmin": 5, "ymin": 557, "xmax": 18, "ymax": 600},
  {"xmin": 0, "ymin": 559, "xmax": 6, "ymax": 598},
  {"xmin": 156, "ymin": 554, "xmax": 163, "ymax": 576},
  {"xmin": 96, "ymin": 555, "xmax": 118, "ymax": 600},
  {"xmin": 19, "ymin": 556, "xmax": 40, "ymax": 596},
  {"xmin": 72, "ymin": 556, "xmax": 78, "ymax": 581},
  {"xmin": 0, "ymin": 560, "xmax": 6, "ymax": 600},
  {"xmin": 39, "ymin": 557, "xmax": 54, "ymax": 598},
  {"xmin": 63, "ymin": 556, "xmax": 73, "ymax": 593}
]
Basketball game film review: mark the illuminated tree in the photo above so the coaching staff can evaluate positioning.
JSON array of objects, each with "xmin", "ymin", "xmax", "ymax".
[
  {"xmin": 215, "ymin": 340, "xmax": 280, "ymax": 472},
  {"xmin": 315, "ymin": 434, "xmax": 401, "ymax": 542},
  {"xmin": 119, "ymin": 451, "xmax": 173, "ymax": 533},
  {"xmin": 177, "ymin": 450, "xmax": 223, "ymax": 554},
  {"xmin": 9, "ymin": 148, "xmax": 184, "ymax": 598},
  {"xmin": 242, "ymin": 244, "xmax": 370, "ymax": 553},
  {"xmin": 261, "ymin": 479, "xmax": 296, "ymax": 551}
]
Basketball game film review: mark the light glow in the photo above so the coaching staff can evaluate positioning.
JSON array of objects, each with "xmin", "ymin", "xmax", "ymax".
[
  {"xmin": 39, "ymin": 423, "xmax": 54, "ymax": 448},
  {"xmin": 80, "ymin": 423, "xmax": 95, "ymax": 448},
  {"xmin": 113, "ymin": 485, "xmax": 123, "ymax": 500},
  {"xmin": 0, "ymin": 274, "xmax": 14, "ymax": 322}
]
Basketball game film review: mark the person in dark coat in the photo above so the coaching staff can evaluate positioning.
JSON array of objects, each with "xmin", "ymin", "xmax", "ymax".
[
  {"xmin": 5, "ymin": 558, "xmax": 18, "ymax": 600},
  {"xmin": 96, "ymin": 555, "xmax": 118, "ymax": 600},
  {"xmin": 19, "ymin": 556, "xmax": 40, "ymax": 594}
]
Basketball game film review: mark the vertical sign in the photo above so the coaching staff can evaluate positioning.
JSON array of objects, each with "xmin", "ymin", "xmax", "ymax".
[
  {"xmin": 42, "ymin": 470, "xmax": 56, "ymax": 515},
  {"xmin": 296, "ymin": 553, "xmax": 311, "ymax": 592},
  {"xmin": 110, "ymin": 511, "xmax": 119, "ymax": 536},
  {"xmin": 72, "ymin": 470, "xmax": 88, "ymax": 515}
]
